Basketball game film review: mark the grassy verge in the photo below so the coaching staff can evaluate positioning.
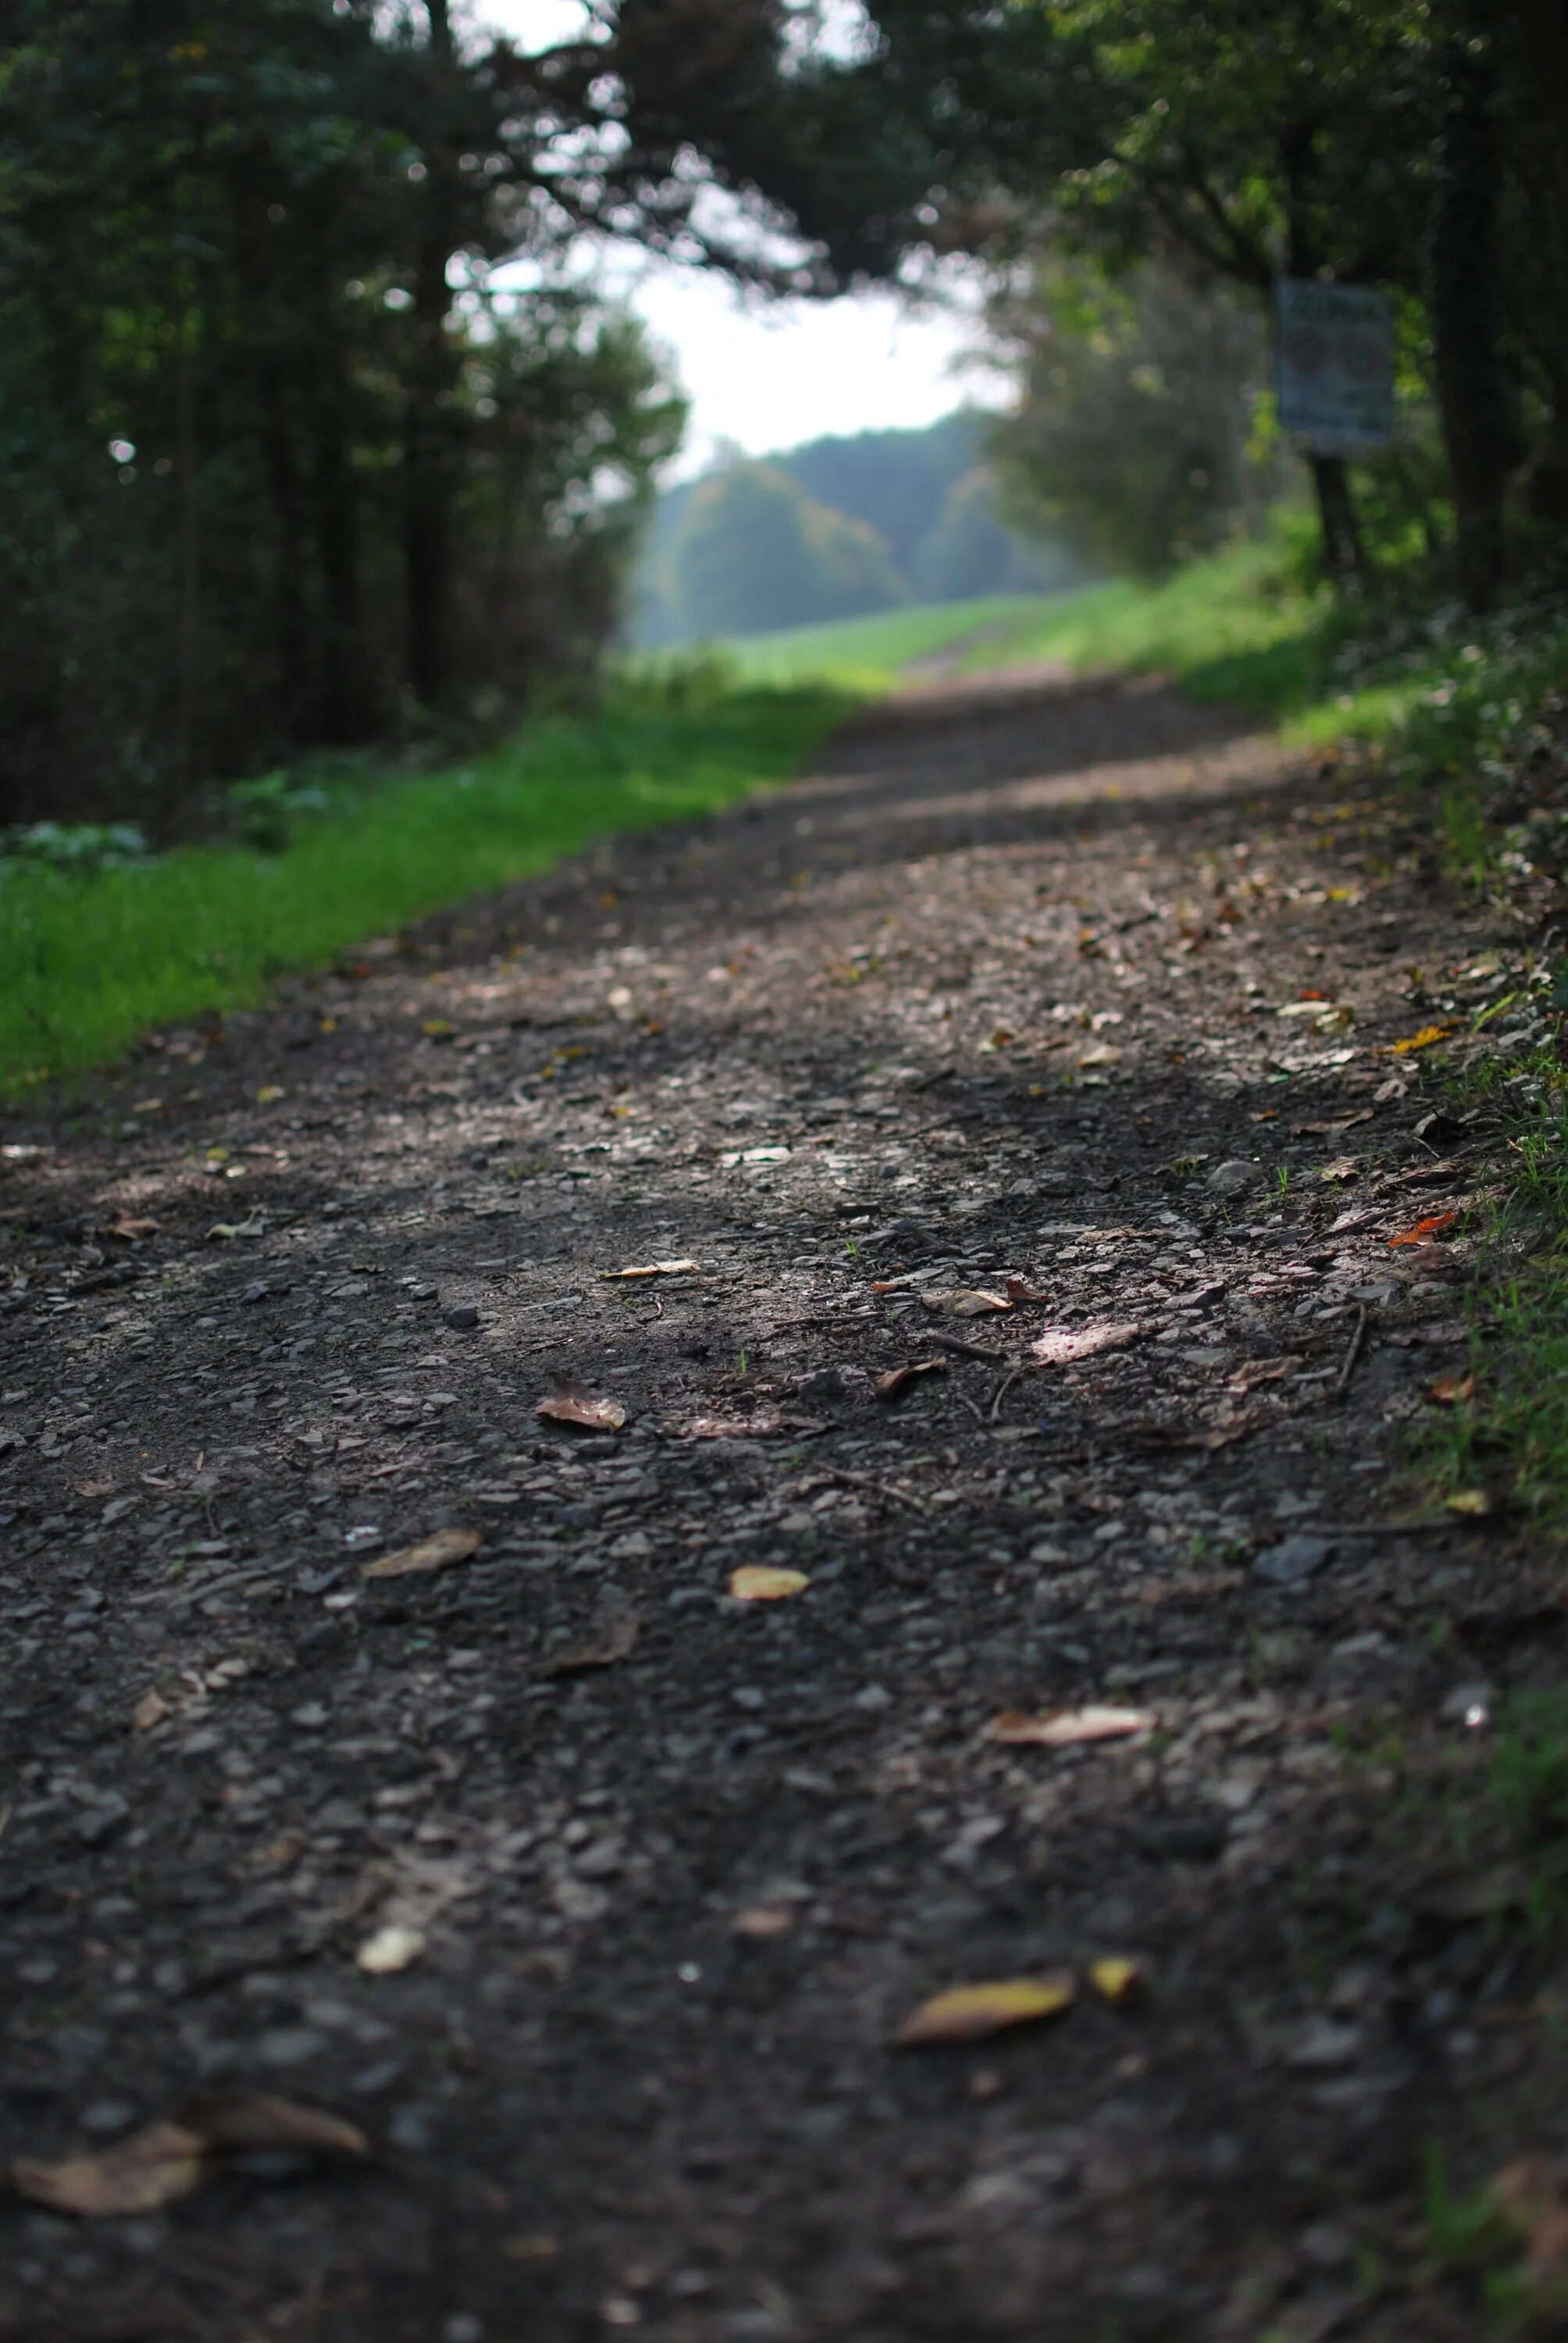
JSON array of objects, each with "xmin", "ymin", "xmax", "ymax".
[
  {"xmin": 0, "ymin": 672, "xmax": 857, "ymax": 1100},
  {"xmin": 723, "ymin": 519, "xmax": 1345, "ymax": 717}
]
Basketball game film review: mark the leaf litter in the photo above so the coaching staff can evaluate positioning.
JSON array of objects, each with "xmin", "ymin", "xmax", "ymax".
[{"xmin": 895, "ymin": 1977, "xmax": 1076, "ymax": 2045}]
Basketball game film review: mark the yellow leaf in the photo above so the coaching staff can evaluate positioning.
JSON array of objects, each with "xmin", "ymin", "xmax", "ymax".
[
  {"xmin": 255, "ymin": 1085, "xmax": 285, "ymax": 1104},
  {"xmin": 422, "ymin": 1018, "xmax": 454, "ymax": 1039},
  {"xmin": 983, "ymin": 1704, "xmax": 1154, "ymax": 1746},
  {"xmin": 319, "ymin": 1016, "xmax": 338, "ymax": 1033},
  {"xmin": 1089, "ymin": 1957, "xmax": 1141, "ymax": 2003},
  {"xmin": 1446, "ymin": 1489, "xmax": 1491, "ymax": 1516},
  {"xmin": 729, "ymin": 1566, "xmax": 810, "ymax": 1602},
  {"xmin": 1077, "ymin": 1043, "xmax": 1123, "ymax": 1068},
  {"xmin": 1391, "ymin": 1024, "xmax": 1456, "ymax": 1055},
  {"xmin": 895, "ymin": 1976, "xmax": 1075, "ymax": 2046}
]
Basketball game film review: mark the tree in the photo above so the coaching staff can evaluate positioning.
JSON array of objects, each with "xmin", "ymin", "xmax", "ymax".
[
  {"xmin": 668, "ymin": 462, "xmax": 907, "ymax": 637},
  {"xmin": 988, "ymin": 259, "xmax": 1278, "ymax": 580}
]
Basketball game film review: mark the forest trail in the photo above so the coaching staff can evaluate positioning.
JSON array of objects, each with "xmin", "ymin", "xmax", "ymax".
[{"xmin": 0, "ymin": 672, "xmax": 1543, "ymax": 2341}]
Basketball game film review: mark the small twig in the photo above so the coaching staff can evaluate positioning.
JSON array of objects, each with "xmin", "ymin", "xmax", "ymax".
[
  {"xmin": 988, "ymin": 1364, "xmax": 1030, "ymax": 1423},
  {"xmin": 1295, "ymin": 1518, "xmax": 1463, "ymax": 1538},
  {"xmin": 793, "ymin": 1467, "xmax": 922, "ymax": 1511},
  {"xmin": 952, "ymin": 1388, "xmax": 989, "ymax": 1429},
  {"xmin": 1331, "ymin": 1303, "xmax": 1368, "ymax": 1397},
  {"xmin": 921, "ymin": 1329, "xmax": 1009, "ymax": 1364}
]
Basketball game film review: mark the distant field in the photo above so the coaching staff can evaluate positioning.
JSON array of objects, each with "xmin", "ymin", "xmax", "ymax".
[{"xmin": 720, "ymin": 529, "xmax": 1352, "ymax": 722}]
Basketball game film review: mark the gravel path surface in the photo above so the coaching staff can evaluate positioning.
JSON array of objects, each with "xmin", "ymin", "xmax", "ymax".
[{"xmin": 0, "ymin": 670, "xmax": 1552, "ymax": 2341}]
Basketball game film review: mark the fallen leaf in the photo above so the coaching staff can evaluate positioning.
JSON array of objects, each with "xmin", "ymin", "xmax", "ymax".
[
  {"xmin": 875, "ymin": 1359, "xmax": 947, "ymax": 1400},
  {"xmin": 1003, "ymin": 1276, "xmax": 1051, "ymax": 1303},
  {"xmin": 1186, "ymin": 1407, "xmax": 1263, "ymax": 1450},
  {"xmin": 355, "ymin": 1921, "xmax": 426, "ymax": 1974},
  {"xmin": 132, "ymin": 1689, "xmax": 170, "ymax": 1732},
  {"xmin": 1089, "ymin": 1957, "xmax": 1141, "ymax": 2004},
  {"xmin": 422, "ymin": 1018, "xmax": 454, "ymax": 1039},
  {"xmin": 1031, "ymin": 1321, "xmax": 1142, "ymax": 1366},
  {"xmin": 179, "ymin": 2092, "xmax": 368, "ymax": 2160},
  {"xmin": 1319, "ymin": 1157, "xmax": 1360, "ymax": 1182},
  {"xmin": 921, "ymin": 1288, "xmax": 1011, "ymax": 1318},
  {"xmin": 729, "ymin": 1566, "xmax": 810, "ymax": 1601},
  {"xmin": 543, "ymin": 1613, "xmax": 640, "ymax": 1673},
  {"xmin": 1391, "ymin": 1024, "xmax": 1456, "ymax": 1054},
  {"xmin": 732, "ymin": 1903, "xmax": 796, "ymax": 1939},
  {"xmin": 206, "ymin": 1218, "xmax": 265, "ymax": 1241},
  {"xmin": 1446, "ymin": 1489, "xmax": 1491, "ymax": 1516},
  {"xmin": 1292, "ymin": 1112, "xmax": 1373, "ymax": 1136},
  {"xmin": 1225, "ymin": 1357, "xmax": 1295, "ymax": 1395},
  {"xmin": 8, "ymin": 2122, "xmax": 205, "ymax": 2216},
  {"xmin": 984, "ymin": 1704, "xmax": 1154, "ymax": 1747},
  {"xmin": 669, "ymin": 1409, "xmax": 825, "ymax": 1441},
  {"xmin": 895, "ymin": 1976, "xmax": 1075, "ymax": 2046},
  {"xmin": 101, "ymin": 1217, "xmax": 159, "ymax": 1241},
  {"xmin": 362, "ymin": 1526, "xmax": 483, "ymax": 1581},
  {"xmin": 1077, "ymin": 1043, "xmax": 1123, "ymax": 1068},
  {"xmin": 1427, "ymin": 1372, "xmax": 1476, "ymax": 1405},
  {"xmin": 599, "ymin": 1260, "xmax": 700, "ymax": 1279},
  {"xmin": 1389, "ymin": 1211, "xmax": 1460, "ymax": 1246},
  {"xmin": 536, "ymin": 1383, "xmax": 626, "ymax": 1434},
  {"xmin": 255, "ymin": 1085, "xmax": 286, "ymax": 1104}
]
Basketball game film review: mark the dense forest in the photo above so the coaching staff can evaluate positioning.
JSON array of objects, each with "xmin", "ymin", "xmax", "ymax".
[{"xmin": 630, "ymin": 413, "xmax": 1085, "ymax": 645}]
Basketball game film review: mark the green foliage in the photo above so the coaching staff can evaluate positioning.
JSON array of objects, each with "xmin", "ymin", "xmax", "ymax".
[
  {"xmin": 989, "ymin": 262, "xmax": 1283, "ymax": 579},
  {"xmin": 0, "ymin": 0, "xmax": 825, "ymax": 826},
  {"xmin": 662, "ymin": 461, "xmax": 908, "ymax": 639},
  {"xmin": 633, "ymin": 414, "xmax": 1082, "ymax": 646},
  {"xmin": 0, "ymin": 672, "xmax": 857, "ymax": 1096}
]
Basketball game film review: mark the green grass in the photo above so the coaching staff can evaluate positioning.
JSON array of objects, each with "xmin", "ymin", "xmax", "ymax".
[
  {"xmin": 723, "ymin": 521, "xmax": 1339, "ymax": 717},
  {"xmin": 718, "ymin": 591, "xmax": 1065, "ymax": 690},
  {"xmin": 0, "ymin": 673, "xmax": 857, "ymax": 1098}
]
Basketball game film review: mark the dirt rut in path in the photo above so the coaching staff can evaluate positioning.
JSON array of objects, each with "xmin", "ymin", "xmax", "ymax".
[{"xmin": 0, "ymin": 671, "xmax": 1551, "ymax": 2341}]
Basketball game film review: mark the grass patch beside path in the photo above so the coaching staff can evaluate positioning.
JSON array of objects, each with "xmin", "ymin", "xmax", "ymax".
[
  {"xmin": 723, "ymin": 524, "xmax": 1342, "ymax": 719},
  {"xmin": 0, "ymin": 675, "xmax": 857, "ymax": 1100}
]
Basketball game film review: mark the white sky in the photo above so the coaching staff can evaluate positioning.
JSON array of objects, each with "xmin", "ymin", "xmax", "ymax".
[{"xmin": 472, "ymin": 0, "xmax": 1004, "ymax": 475}]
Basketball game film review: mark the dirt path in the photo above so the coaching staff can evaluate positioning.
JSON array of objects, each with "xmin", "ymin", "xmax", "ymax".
[{"xmin": 0, "ymin": 672, "xmax": 1550, "ymax": 2341}]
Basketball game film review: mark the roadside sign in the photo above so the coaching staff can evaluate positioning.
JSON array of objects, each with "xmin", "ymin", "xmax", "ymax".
[{"xmin": 1275, "ymin": 280, "xmax": 1393, "ymax": 454}]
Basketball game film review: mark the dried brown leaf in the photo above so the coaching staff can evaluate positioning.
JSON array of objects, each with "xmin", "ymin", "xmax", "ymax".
[
  {"xmin": 9, "ymin": 2122, "xmax": 205, "ymax": 2216},
  {"xmin": 180, "ymin": 2092, "xmax": 368, "ymax": 2160},
  {"xmin": 921, "ymin": 1288, "xmax": 1011, "ymax": 1318},
  {"xmin": 536, "ymin": 1385, "xmax": 626, "ymax": 1434},
  {"xmin": 599, "ymin": 1260, "xmax": 700, "ymax": 1279},
  {"xmin": 362, "ymin": 1527, "xmax": 483, "ymax": 1581},
  {"xmin": 1031, "ymin": 1320, "xmax": 1142, "ymax": 1367},
  {"xmin": 875, "ymin": 1359, "xmax": 947, "ymax": 1400},
  {"xmin": 132, "ymin": 1689, "xmax": 170, "ymax": 1732}
]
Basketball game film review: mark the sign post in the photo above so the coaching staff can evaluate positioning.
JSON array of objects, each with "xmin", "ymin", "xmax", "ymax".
[{"xmin": 1274, "ymin": 280, "xmax": 1394, "ymax": 455}]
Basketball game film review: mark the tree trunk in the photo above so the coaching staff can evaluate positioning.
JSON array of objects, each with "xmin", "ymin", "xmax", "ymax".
[
  {"xmin": 1304, "ymin": 455, "xmax": 1360, "ymax": 584},
  {"xmin": 172, "ymin": 294, "xmax": 201, "ymax": 798},
  {"xmin": 1427, "ymin": 34, "xmax": 1519, "ymax": 611},
  {"xmin": 312, "ymin": 351, "xmax": 371, "ymax": 745},
  {"xmin": 403, "ymin": 0, "xmax": 461, "ymax": 711},
  {"xmin": 1492, "ymin": 0, "xmax": 1568, "ymax": 533}
]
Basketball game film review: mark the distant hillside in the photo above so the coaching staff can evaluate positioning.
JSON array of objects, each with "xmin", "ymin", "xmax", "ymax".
[{"xmin": 629, "ymin": 411, "xmax": 1086, "ymax": 646}]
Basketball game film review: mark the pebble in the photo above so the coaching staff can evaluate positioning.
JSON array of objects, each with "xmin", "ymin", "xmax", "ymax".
[
  {"xmin": 444, "ymin": 1306, "xmax": 481, "ymax": 1331},
  {"xmin": 256, "ymin": 2025, "xmax": 330, "ymax": 2069},
  {"xmin": 1252, "ymin": 1535, "xmax": 1334, "ymax": 1587}
]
